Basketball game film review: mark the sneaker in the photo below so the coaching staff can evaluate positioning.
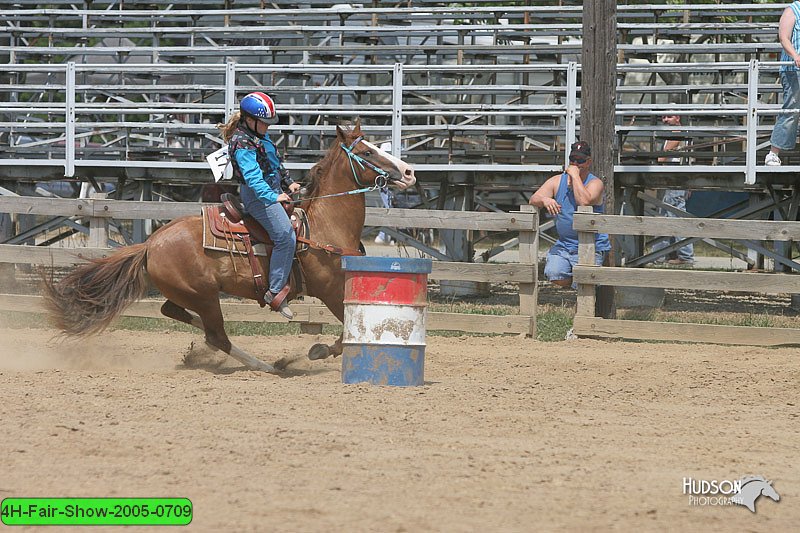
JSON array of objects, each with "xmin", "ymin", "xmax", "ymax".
[
  {"xmin": 564, "ymin": 328, "xmax": 578, "ymax": 341},
  {"xmin": 374, "ymin": 234, "xmax": 387, "ymax": 244},
  {"xmin": 765, "ymin": 151, "xmax": 781, "ymax": 166},
  {"xmin": 265, "ymin": 291, "xmax": 293, "ymax": 320}
]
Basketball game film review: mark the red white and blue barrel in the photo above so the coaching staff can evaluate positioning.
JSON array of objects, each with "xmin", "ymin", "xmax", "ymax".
[{"xmin": 341, "ymin": 256, "xmax": 432, "ymax": 386}]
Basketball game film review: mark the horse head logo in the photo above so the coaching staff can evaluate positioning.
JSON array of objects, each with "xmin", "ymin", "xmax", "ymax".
[{"xmin": 731, "ymin": 476, "xmax": 780, "ymax": 513}]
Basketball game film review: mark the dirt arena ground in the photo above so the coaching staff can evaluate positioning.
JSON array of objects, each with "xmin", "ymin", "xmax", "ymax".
[{"xmin": 0, "ymin": 325, "xmax": 797, "ymax": 531}]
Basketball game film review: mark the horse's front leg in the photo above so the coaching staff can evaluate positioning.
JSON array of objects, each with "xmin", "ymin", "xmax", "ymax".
[
  {"xmin": 307, "ymin": 291, "xmax": 345, "ymax": 360},
  {"xmin": 308, "ymin": 333, "xmax": 343, "ymax": 361}
]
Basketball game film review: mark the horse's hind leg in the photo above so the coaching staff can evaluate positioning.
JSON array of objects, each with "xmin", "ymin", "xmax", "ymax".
[
  {"xmin": 161, "ymin": 300, "xmax": 202, "ymax": 329},
  {"xmin": 162, "ymin": 299, "xmax": 276, "ymax": 373}
]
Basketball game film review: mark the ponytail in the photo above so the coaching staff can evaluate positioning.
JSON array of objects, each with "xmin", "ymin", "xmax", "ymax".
[{"xmin": 217, "ymin": 111, "xmax": 242, "ymax": 142}]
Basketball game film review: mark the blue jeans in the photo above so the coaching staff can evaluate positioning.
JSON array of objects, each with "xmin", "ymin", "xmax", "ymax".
[
  {"xmin": 544, "ymin": 244, "xmax": 606, "ymax": 289},
  {"xmin": 770, "ymin": 70, "xmax": 800, "ymax": 151},
  {"xmin": 240, "ymin": 186, "xmax": 296, "ymax": 294},
  {"xmin": 653, "ymin": 190, "xmax": 694, "ymax": 261}
]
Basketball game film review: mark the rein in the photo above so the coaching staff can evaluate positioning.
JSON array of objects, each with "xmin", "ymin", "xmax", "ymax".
[{"xmin": 289, "ymin": 182, "xmax": 380, "ymax": 205}]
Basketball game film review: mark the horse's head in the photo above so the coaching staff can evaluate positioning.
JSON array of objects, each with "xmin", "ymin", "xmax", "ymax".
[
  {"xmin": 761, "ymin": 480, "xmax": 780, "ymax": 502},
  {"xmin": 733, "ymin": 476, "xmax": 781, "ymax": 512},
  {"xmin": 336, "ymin": 119, "xmax": 416, "ymax": 190}
]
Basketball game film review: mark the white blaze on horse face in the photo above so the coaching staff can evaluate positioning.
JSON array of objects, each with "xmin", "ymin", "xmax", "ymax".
[{"xmin": 362, "ymin": 140, "xmax": 416, "ymax": 189}]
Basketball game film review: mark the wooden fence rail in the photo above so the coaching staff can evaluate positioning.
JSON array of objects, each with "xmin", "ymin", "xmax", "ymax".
[
  {"xmin": 0, "ymin": 197, "xmax": 538, "ymax": 336},
  {"xmin": 573, "ymin": 206, "xmax": 800, "ymax": 346}
]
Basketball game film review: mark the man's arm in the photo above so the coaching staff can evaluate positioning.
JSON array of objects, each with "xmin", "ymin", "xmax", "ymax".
[
  {"xmin": 529, "ymin": 174, "xmax": 562, "ymax": 215},
  {"xmin": 779, "ymin": 7, "xmax": 800, "ymax": 67},
  {"xmin": 567, "ymin": 166, "xmax": 604, "ymax": 206}
]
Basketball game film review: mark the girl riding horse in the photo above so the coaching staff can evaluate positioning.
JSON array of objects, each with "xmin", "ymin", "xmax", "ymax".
[{"xmin": 218, "ymin": 92, "xmax": 300, "ymax": 319}]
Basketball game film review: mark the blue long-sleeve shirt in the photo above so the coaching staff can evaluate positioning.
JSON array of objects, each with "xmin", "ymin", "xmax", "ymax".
[
  {"xmin": 229, "ymin": 126, "xmax": 294, "ymax": 205},
  {"xmin": 233, "ymin": 136, "xmax": 282, "ymax": 204}
]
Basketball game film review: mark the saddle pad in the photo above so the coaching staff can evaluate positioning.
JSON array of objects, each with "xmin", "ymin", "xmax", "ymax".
[{"xmin": 202, "ymin": 206, "xmax": 269, "ymax": 256}]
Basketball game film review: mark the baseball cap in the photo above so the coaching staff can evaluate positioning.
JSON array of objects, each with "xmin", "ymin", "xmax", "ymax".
[{"xmin": 569, "ymin": 141, "xmax": 591, "ymax": 162}]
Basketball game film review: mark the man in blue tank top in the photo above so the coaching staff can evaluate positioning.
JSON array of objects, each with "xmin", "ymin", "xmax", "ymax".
[{"xmin": 529, "ymin": 141, "xmax": 611, "ymax": 289}]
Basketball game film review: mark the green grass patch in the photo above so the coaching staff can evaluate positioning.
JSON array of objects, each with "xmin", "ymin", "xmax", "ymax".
[
  {"xmin": 618, "ymin": 308, "xmax": 794, "ymax": 329},
  {"xmin": 428, "ymin": 301, "xmax": 516, "ymax": 316},
  {"xmin": 535, "ymin": 306, "xmax": 575, "ymax": 342}
]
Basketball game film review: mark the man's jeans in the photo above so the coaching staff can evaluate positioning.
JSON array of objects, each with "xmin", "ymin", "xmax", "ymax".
[
  {"xmin": 240, "ymin": 186, "xmax": 296, "ymax": 294},
  {"xmin": 544, "ymin": 244, "xmax": 606, "ymax": 290},
  {"xmin": 770, "ymin": 70, "xmax": 800, "ymax": 151},
  {"xmin": 653, "ymin": 190, "xmax": 693, "ymax": 262}
]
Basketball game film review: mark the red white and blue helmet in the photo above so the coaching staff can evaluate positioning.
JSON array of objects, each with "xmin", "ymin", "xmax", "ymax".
[{"xmin": 240, "ymin": 92, "xmax": 278, "ymax": 125}]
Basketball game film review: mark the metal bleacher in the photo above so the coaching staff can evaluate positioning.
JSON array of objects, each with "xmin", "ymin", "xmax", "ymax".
[{"xmin": 0, "ymin": 1, "xmax": 797, "ymax": 197}]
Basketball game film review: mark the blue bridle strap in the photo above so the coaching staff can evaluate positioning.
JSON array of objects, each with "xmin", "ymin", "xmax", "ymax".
[{"xmin": 340, "ymin": 136, "xmax": 392, "ymax": 188}]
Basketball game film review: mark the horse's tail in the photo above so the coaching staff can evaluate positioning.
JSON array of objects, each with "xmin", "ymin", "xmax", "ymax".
[{"xmin": 42, "ymin": 243, "xmax": 149, "ymax": 337}]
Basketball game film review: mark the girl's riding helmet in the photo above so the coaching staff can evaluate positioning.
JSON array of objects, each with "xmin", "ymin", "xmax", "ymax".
[{"xmin": 240, "ymin": 92, "xmax": 278, "ymax": 125}]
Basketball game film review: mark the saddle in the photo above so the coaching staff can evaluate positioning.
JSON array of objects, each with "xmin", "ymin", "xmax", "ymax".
[
  {"xmin": 203, "ymin": 193, "xmax": 363, "ymax": 312},
  {"xmin": 211, "ymin": 193, "xmax": 307, "ymax": 251},
  {"xmin": 203, "ymin": 195, "xmax": 307, "ymax": 310}
]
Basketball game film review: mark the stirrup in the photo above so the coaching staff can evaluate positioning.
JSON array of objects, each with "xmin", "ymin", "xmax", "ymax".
[{"xmin": 265, "ymin": 285, "xmax": 293, "ymax": 320}]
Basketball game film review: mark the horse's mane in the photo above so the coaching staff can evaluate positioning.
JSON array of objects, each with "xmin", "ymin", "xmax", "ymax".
[
  {"xmin": 304, "ymin": 122, "xmax": 355, "ymax": 199},
  {"xmin": 739, "ymin": 476, "xmax": 768, "ymax": 487}
]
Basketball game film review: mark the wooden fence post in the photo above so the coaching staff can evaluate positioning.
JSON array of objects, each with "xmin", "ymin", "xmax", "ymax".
[
  {"xmin": 575, "ymin": 206, "xmax": 596, "ymax": 320},
  {"xmin": 88, "ymin": 192, "xmax": 109, "ymax": 249},
  {"xmin": 517, "ymin": 204, "xmax": 538, "ymax": 337}
]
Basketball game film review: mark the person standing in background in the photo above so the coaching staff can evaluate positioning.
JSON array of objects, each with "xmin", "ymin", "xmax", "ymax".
[
  {"xmin": 765, "ymin": 1, "xmax": 800, "ymax": 166},
  {"xmin": 653, "ymin": 114, "xmax": 694, "ymax": 265}
]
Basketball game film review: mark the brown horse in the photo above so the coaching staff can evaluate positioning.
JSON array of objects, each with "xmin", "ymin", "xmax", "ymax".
[{"xmin": 43, "ymin": 121, "xmax": 416, "ymax": 372}]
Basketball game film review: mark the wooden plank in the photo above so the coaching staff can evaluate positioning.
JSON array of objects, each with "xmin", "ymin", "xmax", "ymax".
[
  {"xmin": 23, "ymin": 199, "xmax": 534, "ymax": 230},
  {"xmin": 0, "ymin": 197, "xmax": 534, "ymax": 231},
  {"xmin": 515, "ymin": 205, "xmax": 538, "ymax": 337},
  {"xmin": 576, "ymin": 206, "xmax": 596, "ymax": 318},
  {"xmin": 0, "ymin": 295, "xmax": 527, "ymax": 335},
  {"xmin": 98, "ymin": 199, "xmax": 204, "ymax": 220},
  {"xmin": 0, "ymin": 294, "xmax": 42, "ymax": 313},
  {"xmin": 573, "ymin": 316, "xmax": 800, "ymax": 347},
  {"xmin": 0, "ymin": 245, "xmax": 110, "ymax": 265},
  {"xmin": 428, "ymin": 312, "xmax": 530, "ymax": 334},
  {"xmin": 432, "ymin": 261, "xmax": 535, "ymax": 283},
  {"xmin": 88, "ymin": 192, "xmax": 108, "ymax": 248},
  {"xmin": 0, "ymin": 245, "xmax": 535, "ymax": 283},
  {"xmin": 574, "ymin": 266, "xmax": 800, "ymax": 293},
  {"xmin": 0, "ymin": 296, "xmax": 337, "ymax": 325},
  {"xmin": 365, "ymin": 207, "xmax": 534, "ymax": 231},
  {"xmin": 0, "ymin": 197, "xmax": 90, "ymax": 216},
  {"xmin": 574, "ymin": 213, "xmax": 800, "ymax": 241}
]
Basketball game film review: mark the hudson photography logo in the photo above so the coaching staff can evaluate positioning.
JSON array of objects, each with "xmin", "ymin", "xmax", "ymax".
[{"xmin": 683, "ymin": 476, "xmax": 780, "ymax": 513}]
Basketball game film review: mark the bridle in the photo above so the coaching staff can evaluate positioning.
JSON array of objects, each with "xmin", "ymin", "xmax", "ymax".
[
  {"xmin": 340, "ymin": 135, "xmax": 397, "ymax": 188},
  {"xmin": 290, "ymin": 135, "xmax": 399, "ymax": 204}
]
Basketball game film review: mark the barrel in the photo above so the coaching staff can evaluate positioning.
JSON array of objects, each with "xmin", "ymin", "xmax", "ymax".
[{"xmin": 340, "ymin": 256, "xmax": 432, "ymax": 386}]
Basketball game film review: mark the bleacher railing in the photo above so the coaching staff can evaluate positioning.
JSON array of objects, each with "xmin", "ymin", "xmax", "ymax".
[{"xmin": 1, "ymin": 59, "xmax": 795, "ymax": 184}]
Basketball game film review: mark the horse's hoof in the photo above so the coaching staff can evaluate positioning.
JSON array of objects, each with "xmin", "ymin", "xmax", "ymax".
[
  {"xmin": 308, "ymin": 343, "xmax": 331, "ymax": 361},
  {"xmin": 255, "ymin": 361, "xmax": 278, "ymax": 373}
]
